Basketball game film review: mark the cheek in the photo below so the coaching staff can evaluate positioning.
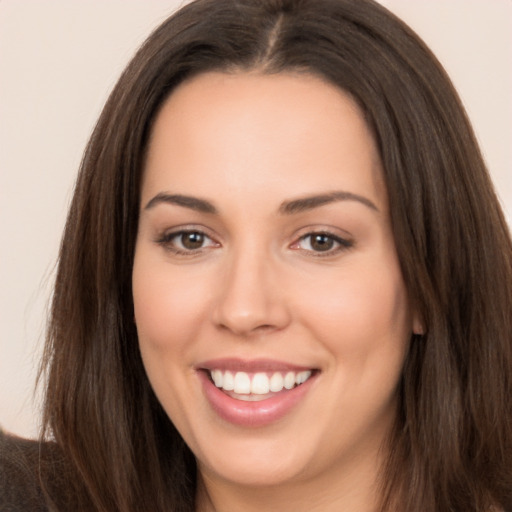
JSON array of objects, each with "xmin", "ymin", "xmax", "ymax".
[
  {"xmin": 132, "ymin": 255, "xmax": 211, "ymax": 355},
  {"xmin": 132, "ymin": 254, "xmax": 211, "ymax": 427},
  {"xmin": 298, "ymin": 257, "xmax": 411, "ymax": 357}
]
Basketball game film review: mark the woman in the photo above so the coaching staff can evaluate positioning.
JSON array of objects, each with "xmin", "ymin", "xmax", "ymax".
[{"xmin": 1, "ymin": 0, "xmax": 511, "ymax": 510}]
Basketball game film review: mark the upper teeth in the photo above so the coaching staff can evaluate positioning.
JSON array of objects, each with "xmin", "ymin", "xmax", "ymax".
[{"xmin": 210, "ymin": 370, "xmax": 312, "ymax": 395}]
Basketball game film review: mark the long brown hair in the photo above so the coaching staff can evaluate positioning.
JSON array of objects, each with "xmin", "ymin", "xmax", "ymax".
[{"xmin": 40, "ymin": 0, "xmax": 512, "ymax": 510}]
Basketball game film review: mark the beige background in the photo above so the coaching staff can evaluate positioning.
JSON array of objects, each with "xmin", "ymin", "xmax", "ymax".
[{"xmin": 1, "ymin": 1, "xmax": 511, "ymax": 439}]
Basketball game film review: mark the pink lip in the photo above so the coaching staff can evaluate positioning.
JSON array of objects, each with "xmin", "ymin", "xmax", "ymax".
[
  {"xmin": 196, "ymin": 359, "xmax": 318, "ymax": 428},
  {"xmin": 198, "ymin": 357, "xmax": 313, "ymax": 373}
]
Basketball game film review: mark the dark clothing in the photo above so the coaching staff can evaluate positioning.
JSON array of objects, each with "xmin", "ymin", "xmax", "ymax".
[
  {"xmin": 0, "ymin": 431, "xmax": 48, "ymax": 511},
  {"xmin": 0, "ymin": 430, "xmax": 80, "ymax": 512}
]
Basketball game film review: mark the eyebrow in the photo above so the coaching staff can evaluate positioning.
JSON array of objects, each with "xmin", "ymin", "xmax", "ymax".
[
  {"xmin": 144, "ymin": 193, "xmax": 218, "ymax": 214},
  {"xmin": 144, "ymin": 190, "xmax": 378, "ymax": 216},
  {"xmin": 279, "ymin": 191, "xmax": 379, "ymax": 214}
]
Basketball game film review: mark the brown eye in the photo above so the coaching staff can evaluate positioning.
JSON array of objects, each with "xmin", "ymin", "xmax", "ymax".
[
  {"xmin": 180, "ymin": 231, "xmax": 205, "ymax": 250},
  {"xmin": 310, "ymin": 234, "xmax": 335, "ymax": 252},
  {"xmin": 293, "ymin": 231, "xmax": 353, "ymax": 256},
  {"xmin": 156, "ymin": 229, "xmax": 219, "ymax": 255}
]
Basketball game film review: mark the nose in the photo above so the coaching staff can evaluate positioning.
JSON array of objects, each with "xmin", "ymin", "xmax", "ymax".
[{"xmin": 212, "ymin": 247, "xmax": 291, "ymax": 337}]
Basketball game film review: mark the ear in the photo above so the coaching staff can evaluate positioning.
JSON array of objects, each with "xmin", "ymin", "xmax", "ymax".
[{"xmin": 412, "ymin": 311, "xmax": 425, "ymax": 336}]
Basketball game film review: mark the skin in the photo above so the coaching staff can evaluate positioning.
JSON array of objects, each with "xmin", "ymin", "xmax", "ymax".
[{"xmin": 132, "ymin": 71, "xmax": 420, "ymax": 512}]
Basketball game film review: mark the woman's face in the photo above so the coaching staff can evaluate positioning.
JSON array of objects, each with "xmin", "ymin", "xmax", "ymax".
[{"xmin": 133, "ymin": 72, "xmax": 417, "ymax": 493}]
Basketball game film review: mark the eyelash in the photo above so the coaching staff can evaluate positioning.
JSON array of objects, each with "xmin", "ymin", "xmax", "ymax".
[
  {"xmin": 155, "ymin": 229, "xmax": 354, "ymax": 257},
  {"xmin": 155, "ymin": 229, "xmax": 219, "ymax": 256},
  {"xmin": 292, "ymin": 231, "xmax": 354, "ymax": 257}
]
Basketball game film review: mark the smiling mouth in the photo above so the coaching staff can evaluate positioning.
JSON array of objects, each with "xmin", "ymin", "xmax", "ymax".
[
  {"xmin": 197, "ymin": 361, "xmax": 319, "ymax": 426},
  {"xmin": 206, "ymin": 369, "xmax": 315, "ymax": 401}
]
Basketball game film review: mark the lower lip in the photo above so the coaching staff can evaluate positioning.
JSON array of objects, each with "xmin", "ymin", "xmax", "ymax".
[{"xmin": 198, "ymin": 371, "xmax": 317, "ymax": 427}]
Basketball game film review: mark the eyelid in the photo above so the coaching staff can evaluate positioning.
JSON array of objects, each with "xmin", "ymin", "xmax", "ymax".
[
  {"xmin": 289, "ymin": 227, "xmax": 354, "ymax": 256},
  {"xmin": 155, "ymin": 225, "xmax": 221, "ymax": 255}
]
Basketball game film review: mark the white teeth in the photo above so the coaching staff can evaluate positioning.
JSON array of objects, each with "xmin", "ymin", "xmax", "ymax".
[
  {"xmin": 211, "ymin": 369, "xmax": 223, "ymax": 388},
  {"xmin": 296, "ymin": 370, "xmax": 312, "ymax": 385},
  {"xmin": 284, "ymin": 372, "xmax": 295, "ymax": 390},
  {"xmin": 223, "ymin": 371, "xmax": 235, "ymax": 391},
  {"xmin": 269, "ymin": 372, "xmax": 284, "ymax": 392},
  {"xmin": 251, "ymin": 372, "xmax": 270, "ymax": 394},
  {"xmin": 209, "ymin": 369, "xmax": 313, "ymax": 395},
  {"xmin": 233, "ymin": 372, "xmax": 251, "ymax": 394}
]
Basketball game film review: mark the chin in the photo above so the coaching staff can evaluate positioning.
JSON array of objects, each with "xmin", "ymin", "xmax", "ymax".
[{"xmin": 192, "ymin": 426, "xmax": 321, "ymax": 487}]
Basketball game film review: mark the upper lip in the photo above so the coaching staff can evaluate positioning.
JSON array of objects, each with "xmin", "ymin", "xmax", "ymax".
[{"xmin": 197, "ymin": 358, "xmax": 317, "ymax": 373}]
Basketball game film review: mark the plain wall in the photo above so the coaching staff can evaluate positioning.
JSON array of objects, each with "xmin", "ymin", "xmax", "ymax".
[{"xmin": 1, "ymin": 0, "xmax": 511, "ymax": 438}]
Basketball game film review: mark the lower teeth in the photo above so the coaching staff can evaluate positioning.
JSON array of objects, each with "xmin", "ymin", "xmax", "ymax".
[
  {"xmin": 229, "ymin": 393, "xmax": 274, "ymax": 401},
  {"xmin": 222, "ymin": 384, "xmax": 300, "ymax": 401}
]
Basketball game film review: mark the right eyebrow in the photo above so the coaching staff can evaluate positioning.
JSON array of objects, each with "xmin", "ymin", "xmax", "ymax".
[
  {"xmin": 143, "ymin": 193, "xmax": 218, "ymax": 214},
  {"xmin": 279, "ymin": 190, "xmax": 379, "ymax": 215}
]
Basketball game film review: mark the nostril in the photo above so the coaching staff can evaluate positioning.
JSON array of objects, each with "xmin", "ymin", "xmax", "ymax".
[
  {"xmin": 255, "ymin": 324, "xmax": 276, "ymax": 332},
  {"xmin": 216, "ymin": 322, "xmax": 281, "ymax": 337}
]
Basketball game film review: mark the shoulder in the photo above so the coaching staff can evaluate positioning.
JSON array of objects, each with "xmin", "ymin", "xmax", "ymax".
[
  {"xmin": 0, "ymin": 428, "xmax": 92, "ymax": 511},
  {"xmin": 0, "ymin": 429, "xmax": 50, "ymax": 511}
]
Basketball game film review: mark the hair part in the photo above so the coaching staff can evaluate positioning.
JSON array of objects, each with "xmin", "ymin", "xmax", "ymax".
[{"xmin": 40, "ymin": 1, "xmax": 512, "ymax": 510}]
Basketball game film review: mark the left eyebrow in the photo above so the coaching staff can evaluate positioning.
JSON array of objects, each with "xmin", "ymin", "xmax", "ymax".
[
  {"xmin": 144, "ymin": 193, "xmax": 218, "ymax": 214},
  {"xmin": 279, "ymin": 191, "xmax": 379, "ymax": 215}
]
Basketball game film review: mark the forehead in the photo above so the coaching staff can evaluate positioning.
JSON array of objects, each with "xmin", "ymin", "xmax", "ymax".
[{"xmin": 142, "ymin": 71, "xmax": 386, "ymax": 211}]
